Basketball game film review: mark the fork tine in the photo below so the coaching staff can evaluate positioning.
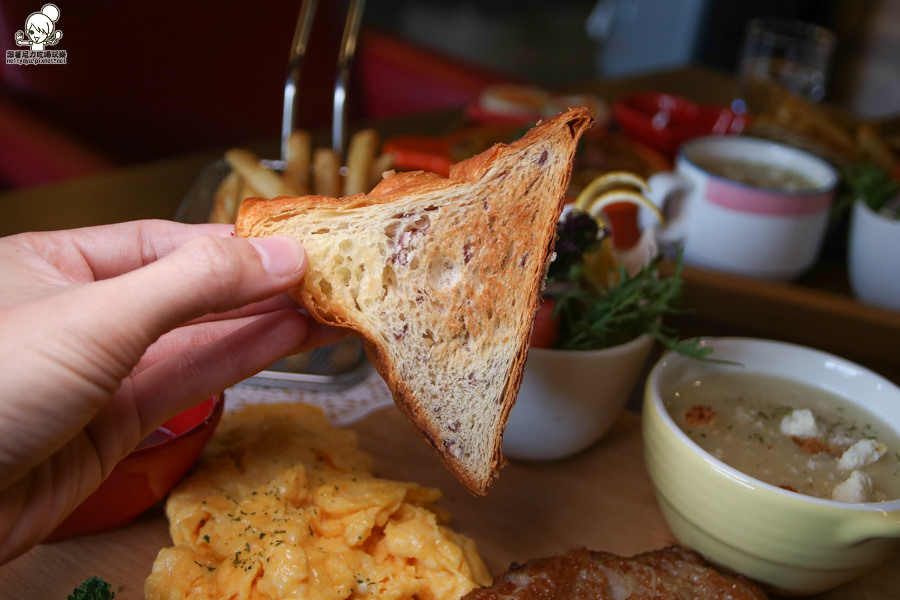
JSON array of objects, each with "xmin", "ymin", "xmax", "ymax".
[
  {"xmin": 332, "ymin": 0, "xmax": 367, "ymax": 159},
  {"xmin": 282, "ymin": 0, "xmax": 318, "ymax": 162},
  {"xmin": 283, "ymin": 0, "xmax": 367, "ymax": 163}
]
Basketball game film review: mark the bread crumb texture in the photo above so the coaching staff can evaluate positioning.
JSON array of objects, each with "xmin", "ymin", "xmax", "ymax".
[
  {"xmin": 298, "ymin": 159, "xmax": 551, "ymax": 484},
  {"xmin": 235, "ymin": 108, "xmax": 594, "ymax": 494}
]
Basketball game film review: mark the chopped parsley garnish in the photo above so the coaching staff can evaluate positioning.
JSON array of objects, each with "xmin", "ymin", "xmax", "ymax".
[{"xmin": 67, "ymin": 576, "xmax": 116, "ymax": 600}]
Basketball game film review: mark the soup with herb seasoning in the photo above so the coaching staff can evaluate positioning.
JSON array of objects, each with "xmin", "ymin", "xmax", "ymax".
[
  {"xmin": 692, "ymin": 157, "xmax": 819, "ymax": 191},
  {"xmin": 666, "ymin": 372, "xmax": 900, "ymax": 502}
]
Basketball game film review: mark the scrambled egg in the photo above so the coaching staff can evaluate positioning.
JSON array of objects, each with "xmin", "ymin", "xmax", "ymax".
[{"xmin": 145, "ymin": 402, "xmax": 490, "ymax": 600}]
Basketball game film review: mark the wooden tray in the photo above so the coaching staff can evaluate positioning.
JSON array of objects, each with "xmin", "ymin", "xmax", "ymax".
[
  {"xmin": 1, "ymin": 403, "xmax": 897, "ymax": 599},
  {"xmin": 663, "ymin": 262, "xmax": 900, "ymax": 386}
]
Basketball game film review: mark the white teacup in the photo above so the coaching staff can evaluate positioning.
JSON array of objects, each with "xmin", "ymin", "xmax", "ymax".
[
  {"xmin": 640, "ymin": 136, "xmax": 838, "ymax": 280},
  {"xmin": 848, "ymin": 199, "xmax": 900, "ymax": 312}
]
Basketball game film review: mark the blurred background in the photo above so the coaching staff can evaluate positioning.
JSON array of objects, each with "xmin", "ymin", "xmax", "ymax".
[
  {"xmin": 0, "ymin": 0, "xmax": 897, "ymax": 189},
  {"xmin": 367, "ymin": 0, "xmax": 896, "ymax": 118}
]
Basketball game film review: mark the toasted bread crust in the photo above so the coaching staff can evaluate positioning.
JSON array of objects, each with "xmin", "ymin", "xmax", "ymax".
[
  {"xmin": 463, "ymin": 546, "xmax": 770, "ymax": 599},
  {"xmin": 236, "ymin": 108, "xmax": 594, "ymax": 494}
]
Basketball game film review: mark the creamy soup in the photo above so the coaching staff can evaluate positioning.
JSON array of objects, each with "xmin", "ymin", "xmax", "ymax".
[
  {"xmin": 692, "ymin": 157, "xmax": 819, "ymax": 191},
  {"xmin": 667, "ymin": 372, "xmax": 900, "ymax": 502}
]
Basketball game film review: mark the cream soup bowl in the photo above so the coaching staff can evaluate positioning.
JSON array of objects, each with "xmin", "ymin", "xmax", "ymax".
[
  {"xmin": 641, "ymin": 136, "xmax": 838, "ymax": 281},
  {"xmin": 643, "ymin": 337, "xmax": 900, "ymax": 595}
]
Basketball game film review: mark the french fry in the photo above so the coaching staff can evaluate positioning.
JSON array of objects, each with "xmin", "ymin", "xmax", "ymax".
[
  {"xmin": 283, "ymin": 130, "xmax": 311, "ymax": 195},
  {"xmin": 344, "ymin": 129, "xmax": 379, "ymax": 195},
  {"xmin": 857, "ymin": 122, "xmax": 899, "ymax": 172},
  {"xmin": 224, "ymin": 149, "xmax": 293, "ymax": 198},
  {"xmin": 781, "ymin": 100, "xmax": 857, "ymax": 157},
  {"xmin": 369, "ymin": 152, "xmax": 395, "ymax": 189},
  {"xmin": 210, "ymin": 133, "xmax": 393, "ymax": 223},
  {"xmin": 236, "ymin": 172, "xmax": 261, "ymax": 202},
  {"xmin": 209, "ymin": 171, "xmax": 242, "ymax": 224},
  {"xmin": 313, "ymin": 148, "xmax": 342, "ymax": 197}
]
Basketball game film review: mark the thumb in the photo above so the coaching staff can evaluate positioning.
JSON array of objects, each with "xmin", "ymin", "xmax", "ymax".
[
  {"xmin": 0, "ymin": 234, "xmax": 308, "ymax": 470},
  {"xmin": 38, "ymin": 236, "xmax": 307, "ymax": 398},
  {"xmin": 118, "ymin": 234, "xmax": 307, "ymax": 337},
  {"xmin": 74, "ymin": 234, "xmax": 308, "ymax": 373}
]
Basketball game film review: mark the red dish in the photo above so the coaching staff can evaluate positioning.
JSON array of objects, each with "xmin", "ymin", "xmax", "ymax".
[
  {"xmin": 46, "ymin": 394, "xmax": 224, "ymax": 541},
  {"xmin": 383, "ymin": 122, "xmax": 670, "ymax": 252},
  {"xmin": 383, "ymin": 123, "xmax": 525, "ymax": 178},
  {"xmin": 384, "ymin": 124, "xmax": 669, "ymax": 181},
  {"xmin": 612, "ymin": 92, "xmax": 749, "ymax": 159},
  {"xmin": 464, "ymin": 84, "xmax": 611, "ymax": 129}
]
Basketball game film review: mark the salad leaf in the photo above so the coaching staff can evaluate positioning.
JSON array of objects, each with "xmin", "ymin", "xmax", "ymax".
[{"xmin": 833, "ymin": 161, "xmax": 900, "ymax": 220}]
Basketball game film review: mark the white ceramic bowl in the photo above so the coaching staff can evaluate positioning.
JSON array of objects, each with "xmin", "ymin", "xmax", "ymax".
[
  {"xmin": 503, "ymin": 333, "xmax": 654, "ymax": 461},
  {"xmin": 643, "ymin": 337, "xmax": 900, "ymax": 594},
  {"xmin": 848, "ymin": 199, "xmax": 900, "ymax": 312}
]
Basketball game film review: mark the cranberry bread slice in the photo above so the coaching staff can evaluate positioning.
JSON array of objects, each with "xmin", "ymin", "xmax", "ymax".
[{"xmin": 235, "ymin": 107, "xmax": 594, "ymax": 494}]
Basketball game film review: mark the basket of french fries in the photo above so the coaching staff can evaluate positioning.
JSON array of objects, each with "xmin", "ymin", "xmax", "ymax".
[
  {"xmin": 746, "ymin": 88, "xmax": 899, "ymax": 175},
  {"xmin": 179, "ymin": 128, "xmax": 393, "ymax": 225},
  {"xmin": 177, "ymin": 128, "xmax": 395, "ymax": 390},
  {"xmin": 174, "ymin": 0, "xmax": 384, "ymax": 389}
]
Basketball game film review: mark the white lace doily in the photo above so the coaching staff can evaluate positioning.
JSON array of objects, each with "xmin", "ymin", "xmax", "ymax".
[{"xmin": 224, "ymin": 367, "xmax": 395, "ymax": 426}]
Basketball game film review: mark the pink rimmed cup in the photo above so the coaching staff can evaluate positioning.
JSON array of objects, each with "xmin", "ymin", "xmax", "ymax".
[{"xmin": 639, "ymin": 135, "xmax": 838, "ymax": 280}]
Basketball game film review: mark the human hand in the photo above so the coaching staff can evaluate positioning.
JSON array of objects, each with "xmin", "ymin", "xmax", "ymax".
[{"xmin": 0, "ymin": 219, "xmax": 343, "ymax": 562}]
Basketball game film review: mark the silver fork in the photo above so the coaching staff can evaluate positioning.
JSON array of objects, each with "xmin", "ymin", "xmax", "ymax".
[{"xmin": 282, "ymin": 0, "xmax": 367, "ymax": 163}]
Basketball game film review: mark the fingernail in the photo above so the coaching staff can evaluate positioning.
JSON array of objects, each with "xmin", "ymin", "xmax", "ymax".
[{"xmin": 249, "ymin": 237, "xmax": 305, "ymax": 276}]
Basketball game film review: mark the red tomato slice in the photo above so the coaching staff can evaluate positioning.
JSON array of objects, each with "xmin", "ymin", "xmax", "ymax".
[{"xmin": 530, "ymin": 298, "xmax": 559, "ymax": 349}]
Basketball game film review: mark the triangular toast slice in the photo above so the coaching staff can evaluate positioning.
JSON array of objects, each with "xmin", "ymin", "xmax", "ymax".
[{"xmin": 235, "ymin": 107, "xmax": 594, "ymax": 494}]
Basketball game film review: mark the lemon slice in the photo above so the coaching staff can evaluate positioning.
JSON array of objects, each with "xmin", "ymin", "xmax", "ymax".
[
  {"xmin": 574, "ymin": 171, "xmax": 664, "ymax": 226},
  {"xmin": 580, "ymin": 189, "xmax": 665, "ymax": 226},
  {"xmin": 571, "ymin": 172, "xmax": 663, "ymax": 292},
  {"xmin": 574, "ymin": 171, "xmax": 650, "ymax": 208},
  {"xmin": 581, "ymin": 239, "xmax": 620, "ymax": 294}
]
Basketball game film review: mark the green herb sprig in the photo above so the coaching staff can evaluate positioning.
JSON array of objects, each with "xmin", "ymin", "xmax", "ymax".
[{"xmin": 546, "ymin": 210, "xmax": 709, "ymax": 359}]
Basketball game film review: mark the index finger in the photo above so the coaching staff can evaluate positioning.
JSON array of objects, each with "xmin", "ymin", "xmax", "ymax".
[{"xmin": 46, "ymin": 220, "xmax": 235, "ymax": 280}]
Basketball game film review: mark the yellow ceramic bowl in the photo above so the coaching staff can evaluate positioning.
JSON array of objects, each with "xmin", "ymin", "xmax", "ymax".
[{"xmin": 643, "ymin": 337, "xmax": 900, "ymax": 595}]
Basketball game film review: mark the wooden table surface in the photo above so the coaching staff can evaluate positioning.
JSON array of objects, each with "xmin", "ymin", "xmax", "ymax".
[
  {"xmin": 2, "ymin": 404, "xmax": 898, "ymax": 600},
  {"xmin": 1, "ymin": 66, "xmax": 899, "ymax": 598}
]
